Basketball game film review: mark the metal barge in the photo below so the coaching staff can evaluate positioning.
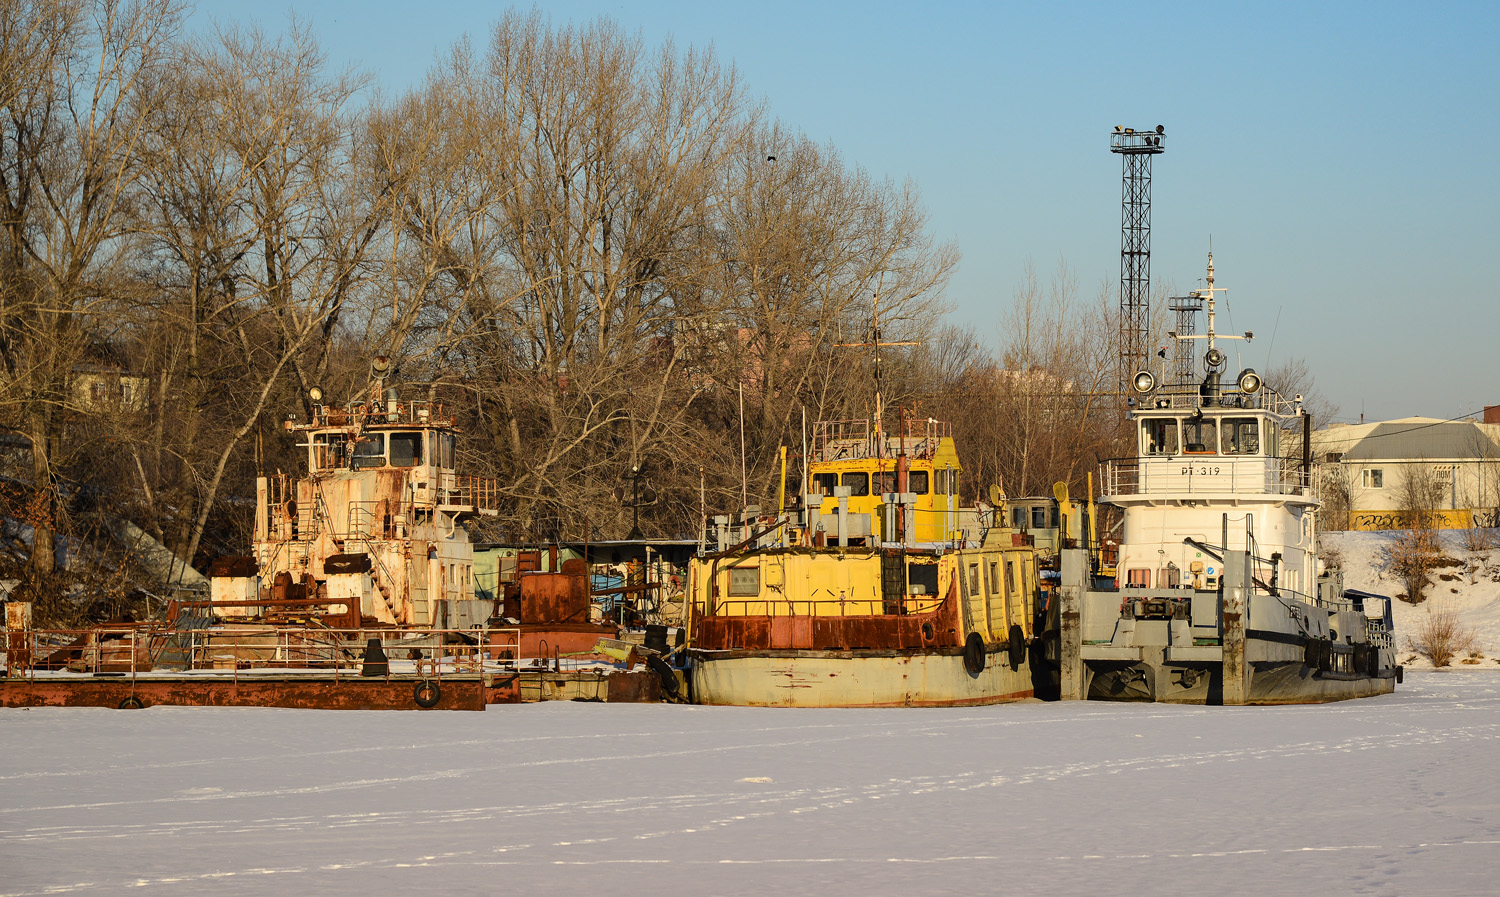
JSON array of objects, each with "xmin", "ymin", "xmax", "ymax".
[{"xmin": 1, "ymin": 361, "xmax": 666, "ymax": 709}]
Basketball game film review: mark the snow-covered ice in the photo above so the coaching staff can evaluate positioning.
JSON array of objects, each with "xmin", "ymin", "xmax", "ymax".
[{"xmin": 5, "ymin": 673, "xmax": 1500, "ymax": 896}]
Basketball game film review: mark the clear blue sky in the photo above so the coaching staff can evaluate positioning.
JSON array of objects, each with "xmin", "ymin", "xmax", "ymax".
[{"xmin": 194, "ymin": 1, "xmax": 1499, "ymax": 424}]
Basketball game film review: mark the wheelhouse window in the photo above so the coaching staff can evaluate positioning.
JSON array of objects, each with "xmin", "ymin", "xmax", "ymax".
[
  {"xmin": 1222, "ymin": 418, "xmax": 1260, "ymax": 455},
  {"xmin": 1031, "ymin": 507, "xmax": 1048, "ymax": 529},
  {"xmin": 351, "ymin": 434, "xmax": 385, "ymax": 469},
  {"xmin": 841, "ymin": 472, "xmax": 870, "ymax": 497},
  {"xmin": 1011, "ymin": 507, "xmax": 1026, "ymax": 529},
  {"xmin": 908, "ymin": 562, "xmax": 938, "ymax": 596},
  {"xmin": 312, "ymin": 433, "xmax": 347, "ymax": 470},
  {"xmin": 1363, "ymin": 468, "xmax": 1383, "ymax": 488},
  {"xmin": 812, "ymin": 473, "xmax": 838, "ymax": 496},
  {"xmin": 1141, "ymin": 418, "xmax": 1179, "ymax": 455},
  {"xmin": 873, "ymin": 470, "xmax": 896, "ymax": 494},
  {"xmin": 727, "ymin": 566, "xmax": 760, "ymax": 596},
  {"xmin": 908, "ymin": 470, "xmax": 930, "ymax": 494},
  {"xmin": 389, "ymin": 432, "xmax": 423, "ymax": 467},
  {"xmin": 1182, "ymin": 419, "xmax": 1217, "ymax": 454}
]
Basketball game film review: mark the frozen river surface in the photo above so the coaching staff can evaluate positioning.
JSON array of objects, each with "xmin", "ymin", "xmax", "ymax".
[{"xmin": 4, "ymin": 672, "xmax": 1499, "ymax": 896}]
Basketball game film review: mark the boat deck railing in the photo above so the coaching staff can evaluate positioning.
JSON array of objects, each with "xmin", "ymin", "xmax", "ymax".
[
  {"xmin": 702, "ymin": 593, "xmax": 946, "ymax": 618},
  {"xmin": 1099, "ymin": 456, "xmax": 1318, "ymax": 499},
  {"xmin": 1137, "ymin": 387, "xmax": 1302, "ymax": 417},
  {"xmin": 304, "ymin": 400, "xmax": 454, "ymax": 429},
  {"xmin": 1, "ymin": 625, "xmax": 559, "ymax": 681},
  {"xmin": 812, "ymin": 417, "xmax": 949, "ymax": 463}
]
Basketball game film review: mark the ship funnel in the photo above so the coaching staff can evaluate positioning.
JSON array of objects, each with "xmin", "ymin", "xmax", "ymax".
[{"xmin": 1199, "ymin": 369, "xmax": 1222, "ymax": 406}]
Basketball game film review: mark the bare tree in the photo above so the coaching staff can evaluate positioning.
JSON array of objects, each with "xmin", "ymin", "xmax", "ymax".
[
  {"xmin": 0, "ymin": 0, "xmax": 185, "ymax": 594},
  {"xmin": 132, "ymin": 19, "xmax": 377, "ymax": 569}
]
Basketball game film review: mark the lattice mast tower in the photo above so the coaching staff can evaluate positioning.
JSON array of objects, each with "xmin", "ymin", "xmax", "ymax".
[{"xmin": 1110, "ymin": 125, "xmax": 1165, "ymax": 393}]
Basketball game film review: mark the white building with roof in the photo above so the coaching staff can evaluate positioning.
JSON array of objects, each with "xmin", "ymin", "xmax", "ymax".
[{"xmin": 1312, "ymin": 417, "xmax": 1500, "ymax": 529}]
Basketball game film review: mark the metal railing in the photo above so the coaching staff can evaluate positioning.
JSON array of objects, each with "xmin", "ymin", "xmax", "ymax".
[
  {"xmin": 703, "ymin": 593, "xmax": 946, "ymax": 618},
  {"xmin": 1, "ymin": 625, "xmax": 557, "ymax": 680},
  {"xmin": 1133, "ymin": 388, "xmax": 1303, "ymax": 417},
  {"xmin": 811, "ymin": 417, "xmax": 950, "ymax": 463},
  {"xmin": 308, "ymin": 401, "xmax": 454, "ymax": 429},
  {"xmin": 1099, "ymin": 456, "xmax": 1318, "ymax": 499}
]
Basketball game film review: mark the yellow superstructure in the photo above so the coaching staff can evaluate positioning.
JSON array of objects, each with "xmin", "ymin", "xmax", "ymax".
[
  {"xmin": 692, "ymin": 545, "xmax": 1037, "ymax": 643},
  {"xmin": 805, "ymin": 417, "xmax": 964, "ymax": 545}
]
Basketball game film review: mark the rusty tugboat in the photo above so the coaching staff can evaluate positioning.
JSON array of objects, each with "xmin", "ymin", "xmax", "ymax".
[{"xmin": 1, "ymin": 360, "xmax": 664, "ymax": 710}]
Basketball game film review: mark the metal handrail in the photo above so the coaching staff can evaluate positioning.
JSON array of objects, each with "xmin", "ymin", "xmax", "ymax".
[
  {"xmin": 5, "ymin": 625, "xmax": 550, "ymax": 676},
  {"xmin": 1099, "ymin": 456, "xmax": 1318, "ymax": 499},
  {"xmin": 701, "ymin": 593, "xmax": 946, "ymax": 618}
]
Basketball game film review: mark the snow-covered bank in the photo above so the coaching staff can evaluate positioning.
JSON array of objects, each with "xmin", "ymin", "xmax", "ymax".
[
  {"xmin": 1324, "ymin": 530, "xmax": 1500, "ymax": 667},
  {"xmin": 5, "ymin": 676, "xmax": 1500, "ymax": 896}
]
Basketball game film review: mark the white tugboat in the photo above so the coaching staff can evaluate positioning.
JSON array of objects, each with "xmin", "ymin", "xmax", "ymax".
[{"xmin": 1052, "ymin": 254, "xmax": 1399, "ymax": 704}]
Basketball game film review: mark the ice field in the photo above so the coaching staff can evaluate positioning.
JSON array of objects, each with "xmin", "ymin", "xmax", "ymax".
[{"xmin": 4, "ymin": 672, "xmax": 1499, "ymax": 896}]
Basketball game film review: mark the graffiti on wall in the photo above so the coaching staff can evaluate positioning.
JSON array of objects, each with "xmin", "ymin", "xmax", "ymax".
[{"xmin": 1350, "ymin": 509, "xmax": 1500, "ymax": 531}]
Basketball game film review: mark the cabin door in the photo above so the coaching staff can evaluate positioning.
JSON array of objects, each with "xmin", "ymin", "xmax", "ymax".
[{"xmin": 880, "ymin": 553, "xmax": 904, "ymax": 615}]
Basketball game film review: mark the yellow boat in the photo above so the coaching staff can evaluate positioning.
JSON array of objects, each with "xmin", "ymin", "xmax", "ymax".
[{"xmin": 686, "ymin": 414, "xmax": 1043, "ymax": 707}]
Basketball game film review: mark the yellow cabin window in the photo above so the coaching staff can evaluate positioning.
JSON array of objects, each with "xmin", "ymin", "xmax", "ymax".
[
  {"xmin": 1006, "ymin": 560, "xmax": 1016, "ymax": 594},
  {"xmin": 969, "ymin": 564, "xmax": 980, "ymax": 594},
  {"xmin": 988, "ymin": 561, "xmax": 1000, "ymax": 594}
]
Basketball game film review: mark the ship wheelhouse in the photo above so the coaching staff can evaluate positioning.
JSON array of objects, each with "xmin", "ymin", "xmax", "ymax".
[
  {"xmin": 241, "ymin": 392, "xmax": 499, "ymax": 630},
  {"xmin": 805, "ymin": 415, "xmax": 964, "ymax": 547},
  {"xmin": 1097, "ymin": 253, "xmax": 1319, "ymax": 604}
]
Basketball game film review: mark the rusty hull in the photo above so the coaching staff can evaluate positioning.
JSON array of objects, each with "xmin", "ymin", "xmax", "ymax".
[
  {"xmin": 692, "ymin": 594, "xmax": 962, "ymax": 652},
  {"xmin": 1, "ymin": 674, "xmax": 519, "ymax": 710},
  {"xmin": 1, "ymin": 667, "xmax": 665, "ymax": 709}
]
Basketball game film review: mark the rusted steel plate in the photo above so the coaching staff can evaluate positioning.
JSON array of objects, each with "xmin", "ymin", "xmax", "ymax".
[
  {"xmin": 606, "ymin": 669, "xmax": 663, "ymax": 703},
  {"xmin": 517, "ymin": 572, "xmax": 590, "ymax": 623},
  {"xmin": 694, "ymin": 598, "xmax": 963, "ymax": 652},
  {"xmin": 0, "ymin": 675, "xmax": 520, "ymax": 710}
]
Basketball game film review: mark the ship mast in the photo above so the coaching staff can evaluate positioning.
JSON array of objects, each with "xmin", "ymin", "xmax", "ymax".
[
  {"xmin": 836, "ymin": 292, "xmax": 919, "ymax": 456},
  {"xmin": 1168, "ymin": 252, "xmax": 1251, "ymax": 372}
]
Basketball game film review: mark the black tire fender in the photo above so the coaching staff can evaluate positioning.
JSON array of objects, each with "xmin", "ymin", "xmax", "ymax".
[
  {"xmin": 1007, "ymin": 624, "xmax": 1025, "ymax": 671},
  {"xmin": 647, "ymin": 654, "xmax": 679, "ymax": 697},
  {"xmin": 1396, "ymin": 665, "xmax": 1404, "ymax": 685},
  {"xmin": 414, "ymin": 679, "xmax": 442, "ymax": 709},
  {"xmin": 963, "ymin": 632, "xmax": 986, "ymax": 675},
  {"xmin": 118, "ymin": 695, "xmax": 144, "ymax": 710}
]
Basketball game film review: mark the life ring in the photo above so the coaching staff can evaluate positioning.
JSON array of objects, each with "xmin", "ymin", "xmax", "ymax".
[
  {"xmin": 963, "ymin": 632, "xmax": 986, "ymax": 675},
  {"xmin": 414, "ymin": 679, "xmax": 442, "ymax": 708},
  {"xmin": 118, "ymin": 695, "xmax": 144, "ymax": 710},
  {"xmin": 1007, "ymin": 625, "xmax": 1025, "ymax": 671}
]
